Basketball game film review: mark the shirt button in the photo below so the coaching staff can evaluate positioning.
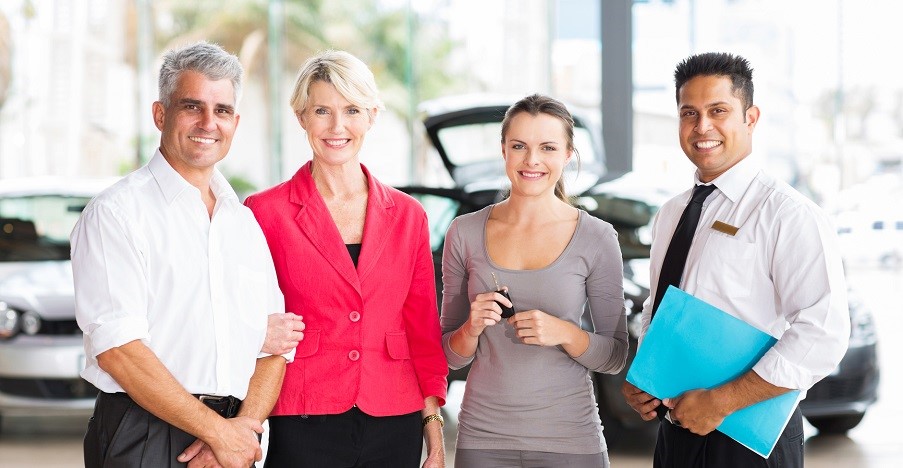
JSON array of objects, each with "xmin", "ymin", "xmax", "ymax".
[
  {"xmin": 348, "ymin": 350, "xmax": 360, "ymax": 361},
  {"xmin": 349, "ymin": 311, "xmax": 361, "ymax": 322}
]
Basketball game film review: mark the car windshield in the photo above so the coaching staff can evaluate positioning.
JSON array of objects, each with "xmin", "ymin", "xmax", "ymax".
[{"xmin": 0, "ymin": 195, "xmax": 90, "ymax": 262}]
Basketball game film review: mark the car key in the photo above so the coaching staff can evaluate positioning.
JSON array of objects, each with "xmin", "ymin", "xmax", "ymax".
[{"xmin": 491, "ymin": 272, "xmax": 515, "ymax": 318}]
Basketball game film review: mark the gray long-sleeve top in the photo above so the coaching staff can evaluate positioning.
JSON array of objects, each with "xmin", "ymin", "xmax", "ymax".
[{"xmin": 440, "ymin": 206, "xmax": 628, "ymax": 454}]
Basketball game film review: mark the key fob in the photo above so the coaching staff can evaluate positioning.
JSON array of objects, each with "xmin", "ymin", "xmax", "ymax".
[{"xmin": 495, "ymin": 289, "xmax": 515, "ymax": 318}]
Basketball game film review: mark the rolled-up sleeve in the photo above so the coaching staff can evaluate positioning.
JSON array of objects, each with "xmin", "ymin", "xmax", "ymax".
[
  {"xmin": 72, "ymin": 203, "xmax": 150, "ymax": 358},
  {"xmin": 752, "ymin": 203, "xmax": 850, "ymax": 391}
]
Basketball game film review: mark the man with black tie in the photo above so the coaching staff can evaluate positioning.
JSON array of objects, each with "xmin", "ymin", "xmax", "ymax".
[{"xmin": 621, "ymin": 52, "xmax": 850, "ymax": 467}]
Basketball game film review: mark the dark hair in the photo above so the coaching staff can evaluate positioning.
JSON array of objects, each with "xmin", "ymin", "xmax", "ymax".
[
  {"xmin": 674, "ymin": 52, "xmax": 754, "ymax": 111},
  {"xmin": 500, "ymin": 94, "xmax": 578, "ymax": 203}
]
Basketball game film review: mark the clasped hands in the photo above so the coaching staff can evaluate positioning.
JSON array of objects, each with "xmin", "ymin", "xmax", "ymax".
[
  {"xmin": 621, "ymin": 382, "xmax": 728, "ymax": 435},
  {"xmin": 464, "ymin": 290, "xmax": 571, "ymax": 346},
  {"xmin": 178, "ymin": 416, "xmax": 264, "ymax": 468}
]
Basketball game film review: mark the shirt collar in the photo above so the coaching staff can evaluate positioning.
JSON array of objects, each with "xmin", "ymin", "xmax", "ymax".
[
  {"xmin": 147, "ymin": 149, "xmax": 238, "ymax": 204},
  {"xmin": 694, "ymin": 154, "xmax": 761, "ymax": 203}
]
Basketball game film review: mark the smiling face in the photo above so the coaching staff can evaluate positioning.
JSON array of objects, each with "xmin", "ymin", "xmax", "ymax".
[
  {"xmin": 501, "ymin": 112, "xmax": 572, "ymax": 199},
  {"xmin": 153, "ymin": 70, "xmax": 239, "ymax": 179},
  {"xmin": 678, "ymin": 74, "xmax": 759, "ymax": 182},
  {"xmin": 296, "ymin": 80, "xmax": 376, "ymax": 167}
]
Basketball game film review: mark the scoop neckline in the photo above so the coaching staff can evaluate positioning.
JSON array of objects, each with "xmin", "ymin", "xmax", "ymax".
[{"xmin": 480, "ymin": 205, "xmax": 584, "ymax": 273}]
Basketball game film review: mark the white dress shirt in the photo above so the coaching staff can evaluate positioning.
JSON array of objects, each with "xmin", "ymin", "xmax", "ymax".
[
  {"xmin": 641, "ymin": 155, "xmax": 850, "ymax": 393},
  {"xmin": 72, "ymin": 150, "xmax": 290, "ymax": 400}
]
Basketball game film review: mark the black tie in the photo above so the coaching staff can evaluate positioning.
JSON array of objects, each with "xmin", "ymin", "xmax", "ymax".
[
  {"xmin": 651, "ymin": 184, "xmax": 717, "ymax": 320},
  {"xmin": 649, "ymin": 183, "xmax": 716, "ymax": 420}
]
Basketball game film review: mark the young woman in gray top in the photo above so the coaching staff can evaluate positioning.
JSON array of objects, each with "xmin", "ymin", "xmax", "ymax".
[{"xmin": 440, "ymin": 94, "xmax": 629, "ymax": 468}]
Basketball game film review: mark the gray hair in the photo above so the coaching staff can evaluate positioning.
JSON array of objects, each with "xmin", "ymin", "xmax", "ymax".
[{"xmin": 158, "ymin": 41, "xmax": 243, "ymax": 107}]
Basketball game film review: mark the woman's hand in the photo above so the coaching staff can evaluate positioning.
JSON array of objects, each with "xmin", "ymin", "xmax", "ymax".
[
  {"xmin": 421, "ymin": 396, "xmax": 445, "ymax": 468},
  {"xmin": 449, "ymin": 290, "xmax": 512, "ymax": 359},
  {"xmin": 508, "ymin": 310, "xmax": 589, "ymax": 356},
  {"xmin": 462, "ymin": 291, "xmax": 510, "ymax": 338}
]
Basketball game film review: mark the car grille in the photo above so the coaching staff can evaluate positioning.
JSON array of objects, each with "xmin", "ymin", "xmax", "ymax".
[
  {"xmin": 0, "ymin": 377, "xmax": 99, "ymax": 399},
  {"xmin": 36, "ymin": 319, "xmax": 82, "ymax": 336},
  {"xmin": 807, "ymin": 375, "xmax": 870, "ymax": 401}
]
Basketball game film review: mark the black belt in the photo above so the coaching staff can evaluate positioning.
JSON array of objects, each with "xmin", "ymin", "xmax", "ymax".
[
  {"xmin": 194, "ymin": 394, "xmax": 243, "ymax": 418},
  {"xmin": 106, "ymin": 392, "xmax": 242, "ymax": 418}
]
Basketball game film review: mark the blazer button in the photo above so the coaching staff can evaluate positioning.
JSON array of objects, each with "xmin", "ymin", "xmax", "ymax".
[
  {"xmin": 349, "ymin": 311, "xmax": 361, "ymax": 322},
  {"xmin": 348, "ymin": 350, "xmax": 360, "ymax": 361}
]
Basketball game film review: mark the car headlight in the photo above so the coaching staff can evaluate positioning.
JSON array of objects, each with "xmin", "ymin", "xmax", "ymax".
[
  {"xmin": 0, "ymin": 302, "xmax": 42, "ymax": 339},
  {"xmin": 21, "ymin": 310, "xmax": 42, "ymax": 335},
  {"xmin": 0, "ymin": 302, "xmax": 19, "ymax": 339}
]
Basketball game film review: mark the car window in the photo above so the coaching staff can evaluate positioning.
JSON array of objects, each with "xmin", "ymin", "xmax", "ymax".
[
  {"xmin": 0, "ymin": 195, "xmax": 90, "ymax": 262},
  {"xmin": 576, "ymin": 193, "xmax": 657, "ymax": 260},
  {"xmin": 407, "ymin": 193, "xmax": 461, "ymax": 252}
]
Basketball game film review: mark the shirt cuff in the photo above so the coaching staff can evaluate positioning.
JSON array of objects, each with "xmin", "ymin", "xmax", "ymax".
[
  {"xmin": 86, "ymin": 316, "xmax": 151, "ymax": 357},
  {"xmin": 442, "ymin": 332, "xmax": 474, "ymax": 370},
  {"xmin": 420, "ymin": 378, "xmax": 448, "ymax": 408},
  {"xmin": 570, "ymin": 333, "xmax": 627, "ymax": 374},
  {"xmin": 752, "ymin": 348, "xmax": 815, "ymax": 391}
]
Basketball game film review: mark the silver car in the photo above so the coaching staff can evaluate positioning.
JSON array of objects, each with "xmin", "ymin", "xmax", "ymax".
[{"xmin": 0, "ymin": 177, "xmax": 115, "ymax": 427}]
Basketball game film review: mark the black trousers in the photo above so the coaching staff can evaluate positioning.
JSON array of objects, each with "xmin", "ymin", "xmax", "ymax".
[
  {"xmin": 84, "ymin": 392, "xmax": 242, "ymax": 468},
  {"xmin": 654, "ymin": 407, "xmax": 804, "ymax": 468},
  {"xmin": 264, "ymin": 407, "xmax": 423, "ymax": 468}
]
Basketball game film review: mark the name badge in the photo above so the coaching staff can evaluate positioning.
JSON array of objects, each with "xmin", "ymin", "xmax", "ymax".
[{"xmin": 711, "ymin": 220, "xmax": 739, "ymax": 236}]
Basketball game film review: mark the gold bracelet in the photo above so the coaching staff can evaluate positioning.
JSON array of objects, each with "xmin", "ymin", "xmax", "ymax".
[{"xmin": 422, "ymin": 413, "xmax": 444, "ymax": 428}]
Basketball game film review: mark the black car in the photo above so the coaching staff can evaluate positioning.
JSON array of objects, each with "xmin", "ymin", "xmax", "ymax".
[{"xmin": 399, "ymin": 95, "xmax": 879, "ymax": 441}]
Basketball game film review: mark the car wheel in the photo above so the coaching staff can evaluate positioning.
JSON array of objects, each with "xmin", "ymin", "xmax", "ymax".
[{"xmin": 806, "ymin": 413, "xmax": 866, "ymax": 435}]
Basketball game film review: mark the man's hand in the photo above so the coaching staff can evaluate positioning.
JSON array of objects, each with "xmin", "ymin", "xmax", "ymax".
[
  {"xmin": 202, "ymin": 416, "xmax": 264, "ymax": 468},
  {"xmin": 663, "ymin": 389, "xmax": 728, "ymax": 435},
  {"xmin": 178, "ymin": 440, "xmax": 222, "ymax": 468},
  {"xmin": 621, "ymin": 381, "xmax": 660, "ymax": 421},
  {"xmin": 262, "ymin": 313, "xmax": 304, "ymax": 355}
]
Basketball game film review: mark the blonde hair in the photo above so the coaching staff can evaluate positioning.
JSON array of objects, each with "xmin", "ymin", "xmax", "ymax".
[{"xmin": 289, "ymin": 50, "xmax": 384, "ymax": 115}]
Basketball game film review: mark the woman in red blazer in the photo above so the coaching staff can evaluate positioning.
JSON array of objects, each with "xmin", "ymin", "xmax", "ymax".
[{"xmin": 245, "ymin": 50, "xmax": 448, "ymax": 468}]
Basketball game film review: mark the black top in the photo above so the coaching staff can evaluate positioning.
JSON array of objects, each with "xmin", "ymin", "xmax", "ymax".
[{"xmin": 346, "ymin": 243, "xmax": 362, "ymax": 267}]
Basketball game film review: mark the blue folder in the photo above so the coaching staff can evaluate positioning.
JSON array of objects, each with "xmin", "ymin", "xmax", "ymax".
[{"xmin": 626, "ymin": 286, "xmax": 800, "ymax": 458}]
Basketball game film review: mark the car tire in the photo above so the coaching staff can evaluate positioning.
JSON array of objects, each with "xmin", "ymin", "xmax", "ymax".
[{"xmin": 806, "ymin": 413, "xmax": 866, "ymax": 435}]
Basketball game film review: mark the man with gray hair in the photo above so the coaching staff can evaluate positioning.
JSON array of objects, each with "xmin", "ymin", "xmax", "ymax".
[{"xmin": 73, "ymin": 41, "xmax": 298, "ymax": 468}]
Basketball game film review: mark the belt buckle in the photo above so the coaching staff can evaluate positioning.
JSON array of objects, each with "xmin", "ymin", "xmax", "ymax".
[
  {"xmin": 198, "ymin": 394, "xmax": 225, "ymax": 404},
  {"xmin": 664, "ymin": 410, "xmax": 683, "ymax": 427}
]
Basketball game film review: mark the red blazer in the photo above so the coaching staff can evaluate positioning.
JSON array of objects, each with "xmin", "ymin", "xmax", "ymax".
[{"xmin": 245, "ymin": 162, "xmax": 448, "ymax": 417}]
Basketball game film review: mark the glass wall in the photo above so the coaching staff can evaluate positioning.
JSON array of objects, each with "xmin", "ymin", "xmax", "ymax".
[{"xmin": 0, "ymin": 0, "xmax": 899, "ymax": 208}]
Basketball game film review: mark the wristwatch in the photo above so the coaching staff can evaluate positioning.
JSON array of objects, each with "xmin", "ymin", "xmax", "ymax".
[{"xmin": 422, "ymin": 413, "xmax": 444, "ymax": 428}]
